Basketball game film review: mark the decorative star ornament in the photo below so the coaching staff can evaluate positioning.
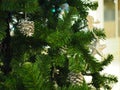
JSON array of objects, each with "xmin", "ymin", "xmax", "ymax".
[{"xmin": 90, "ymin": 40, "xmax": 106, "ymax": 57}]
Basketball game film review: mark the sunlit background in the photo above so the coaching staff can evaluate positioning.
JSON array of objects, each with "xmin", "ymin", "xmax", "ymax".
[{"xmin": 90, "ymin": 0, "xmax": 120, "ymax": 90}]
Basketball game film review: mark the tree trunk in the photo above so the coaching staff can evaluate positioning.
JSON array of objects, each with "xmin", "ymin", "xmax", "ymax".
[{"xmin": 1, "ymin": 12, "xmax": 12, "ymax": 75}]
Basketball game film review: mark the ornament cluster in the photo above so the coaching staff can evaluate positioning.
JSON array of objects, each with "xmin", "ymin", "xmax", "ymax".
[
  {"xmin": 67, "ymin": 72, "xmax": 84, "ymax": 86},
  {"xmin": 18, "ymin": 19, "xmax": 34, "ymax": 37}
]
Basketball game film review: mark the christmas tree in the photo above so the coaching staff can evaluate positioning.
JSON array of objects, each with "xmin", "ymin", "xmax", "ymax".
[{"xmin": 0, "ymin": 0, "xmax": 118, "ymax": 90}]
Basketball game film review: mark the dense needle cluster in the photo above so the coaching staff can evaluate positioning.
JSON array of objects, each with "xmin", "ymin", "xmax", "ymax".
[{"xmin": 0, "ymin": 0, "xmax": 118, "ymax": 90}]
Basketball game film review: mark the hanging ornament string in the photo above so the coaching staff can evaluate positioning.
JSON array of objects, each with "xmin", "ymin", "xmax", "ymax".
[{"xmin": 25, "ymin": 12, "xmax": 27, "ymax": 20}]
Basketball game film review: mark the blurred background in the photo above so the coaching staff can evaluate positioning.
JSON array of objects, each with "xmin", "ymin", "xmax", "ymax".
[{"xmin": 90, "ymin": 0, "xmax": 120, "ymax": 89}]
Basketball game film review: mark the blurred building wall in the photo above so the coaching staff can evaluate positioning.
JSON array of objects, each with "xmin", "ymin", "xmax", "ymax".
[{"xmin": 118, "ymin": 0, "xmax": 120, "ymax": 37}]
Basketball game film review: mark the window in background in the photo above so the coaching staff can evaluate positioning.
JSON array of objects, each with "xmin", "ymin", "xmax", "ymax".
[{"xmin": 104, "ymin": 0, "xmax": 116, "ymax": 38}]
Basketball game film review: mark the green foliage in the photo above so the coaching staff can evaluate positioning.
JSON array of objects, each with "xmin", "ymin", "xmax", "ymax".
[
  {"xmin": 92, "ymin": 72, "xmax": 118, "ymax": 89},
  {"xmin": 0, "ymin": 0, "xmax": 39, "ymax": 13},
  {"xmin": 71, "ymin": 31, "xmax": 93, "ymax": 46},
  {"xmin": 58, "ymin": 81, "xmax": 89, "ymax": 90},
  {"xmin": 0, "ymin": 61, "xmax": 51, "ymax": 90},
  {"xmin": 68, "ymin": 53, "xmax": 86, "ymax": 72},
  {"xmin": 0, "ymin": 0, "xmax": 118, "ymax": 90},
  {"xmin": 0, "ymin": 12, "xmax": 7, "ymax": 41},
  {"xmin": 101, "ymin": 54, "xmax": 113, "ymax": 66},
  {"xmin": 67, "ymin": 0, "xmax": 98, "ymax": 18},
  {"xmin": 93, "ymin": 28, "xmax": 106, "ymax": 39}
]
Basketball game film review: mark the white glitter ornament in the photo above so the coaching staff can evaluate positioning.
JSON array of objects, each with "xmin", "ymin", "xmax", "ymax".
[
  {"xmin": 67, "ymin": 72, "xmax": 84, "ymax": 86},
  {"xmin": 18, "ymin": 19, "xmax": 34, "ymax": 37}
]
